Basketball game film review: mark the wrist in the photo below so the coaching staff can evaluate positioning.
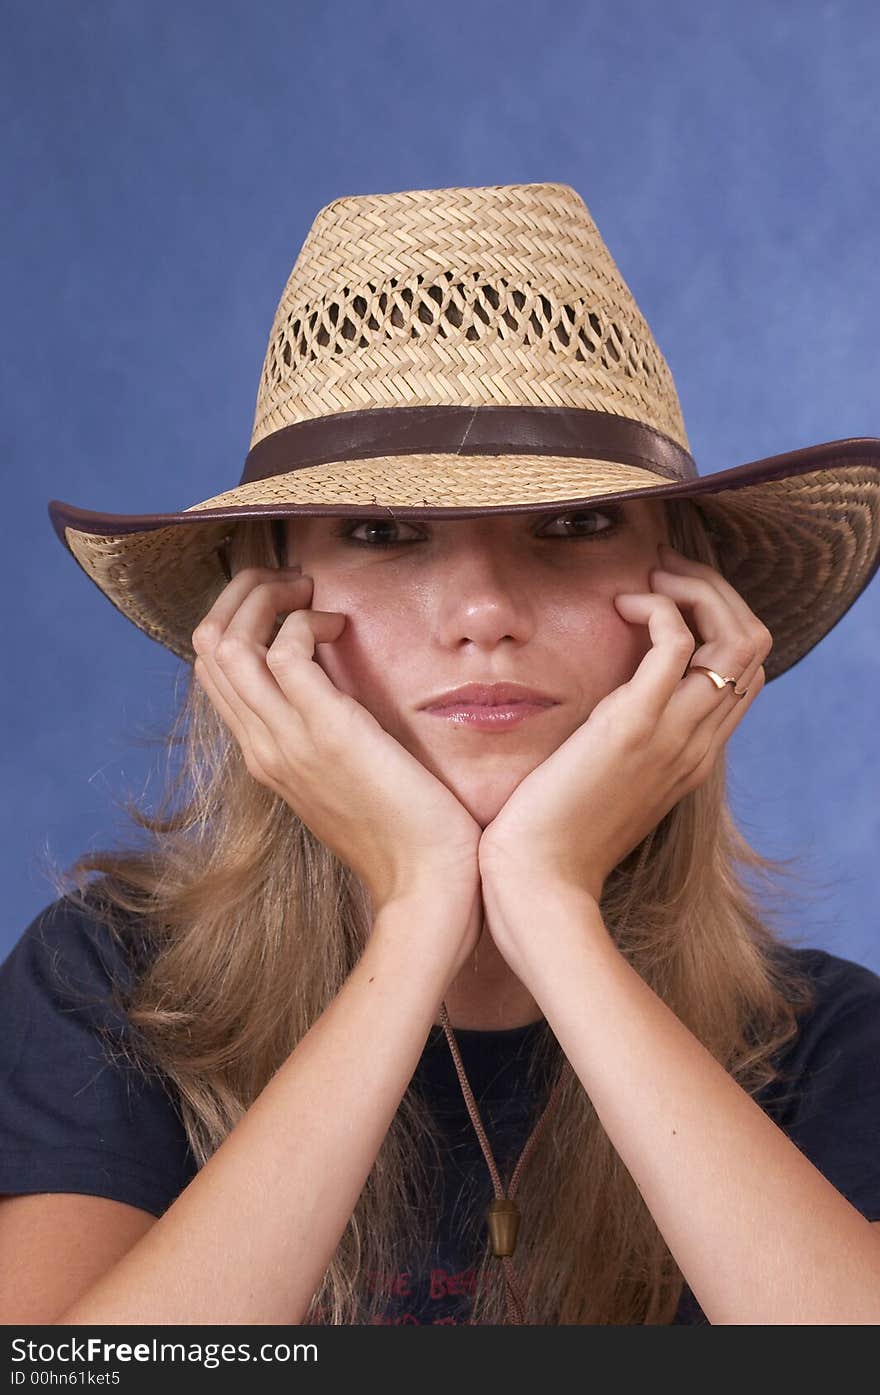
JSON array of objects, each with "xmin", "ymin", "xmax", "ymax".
[
  {"xmin": 482, "ymin": 869, "xmax": 601, "ymax": 919},
  {"xmin": 369, "ymin": 881, "xmax": 479, "ymax": 962},
  {"xmin": 481, "ymin": 875, "xmax": 607, "ymax": 967}
]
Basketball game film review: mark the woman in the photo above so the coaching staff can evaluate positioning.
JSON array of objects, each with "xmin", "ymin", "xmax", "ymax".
[{"xmin": 2, "ymin": 182, "xmax": 880, "ymax": 1326}]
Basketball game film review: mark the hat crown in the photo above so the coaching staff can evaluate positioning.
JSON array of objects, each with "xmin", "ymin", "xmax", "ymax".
[{"xmin": 250, "ymin": 182, "xmax": 690, "ymax": 454}]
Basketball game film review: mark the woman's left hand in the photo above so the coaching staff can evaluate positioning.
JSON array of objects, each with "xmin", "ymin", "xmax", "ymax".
[{"xmin": 478, "ymin": 542, "xmax": 772, "ymax": 914}]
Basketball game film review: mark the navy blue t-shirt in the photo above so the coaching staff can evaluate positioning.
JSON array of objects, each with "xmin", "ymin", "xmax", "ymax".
[{"xmin": 2, "ymin": 894, "xmax": 879, "ymax": 1325}]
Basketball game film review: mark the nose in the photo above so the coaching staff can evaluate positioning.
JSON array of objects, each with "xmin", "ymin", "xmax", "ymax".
[{"xmin": 435, "ymin": 544, "xmax": 535, "ymax": 649}]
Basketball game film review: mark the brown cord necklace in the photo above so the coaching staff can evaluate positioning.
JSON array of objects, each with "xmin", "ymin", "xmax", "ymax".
[{"xmin": 436, "ymin": 829, "xmax": 656, "ymax": 1324}]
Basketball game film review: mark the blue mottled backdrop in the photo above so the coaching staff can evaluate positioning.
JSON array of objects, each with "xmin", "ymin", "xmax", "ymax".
[{"xmin": 2, "ymin": 0, "xmax": 878, "ymax": 970}]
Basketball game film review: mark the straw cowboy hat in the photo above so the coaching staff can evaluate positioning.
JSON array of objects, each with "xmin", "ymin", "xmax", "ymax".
[{"xmin": 48, "ymin": 181, "xmax": 880, "ymax": 682}]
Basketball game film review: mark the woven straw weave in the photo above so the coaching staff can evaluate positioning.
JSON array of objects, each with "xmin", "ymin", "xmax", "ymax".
[
  {"xmin": 250, "ymin": 182, "xmax": 689, "ymax": 453},
  {"xmin": 52, "ymin": 181, "xmax": 880, "ymax": 681},
  {"xmin": 63, "ymin": 457, "xmax": 880, "ymax": 682}
]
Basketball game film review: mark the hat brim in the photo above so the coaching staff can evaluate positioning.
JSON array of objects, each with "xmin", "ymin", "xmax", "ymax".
[{"xmin": 48, "ymin": 437, "xmax": 880, "ymax": 682}]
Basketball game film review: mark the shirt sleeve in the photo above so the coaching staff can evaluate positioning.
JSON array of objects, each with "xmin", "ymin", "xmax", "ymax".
[
  {"xmin": 762, "ymin": 949, "xmax": 880, "ymax": 1224},
  {"xmin": 0, "ymin": 895, "xmax": 199, "ymax": 1218}
]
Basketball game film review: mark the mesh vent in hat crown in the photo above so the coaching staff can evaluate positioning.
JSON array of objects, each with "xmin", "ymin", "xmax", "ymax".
[{"xmin": 46, "ymin": 181, "xmax": 880, "ymax": 681}]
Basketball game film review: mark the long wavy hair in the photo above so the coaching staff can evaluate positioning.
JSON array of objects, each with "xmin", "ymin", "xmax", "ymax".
[{"xmin": 44, "ymin": 496, "xmax": 820, "ymax": 1324}]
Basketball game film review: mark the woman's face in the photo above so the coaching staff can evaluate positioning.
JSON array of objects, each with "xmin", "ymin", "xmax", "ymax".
[{"xmin": 284, "ymin": 498, "xmax": 670, "ymax": 829}]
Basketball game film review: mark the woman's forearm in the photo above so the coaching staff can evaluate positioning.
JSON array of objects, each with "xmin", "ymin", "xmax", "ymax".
[
  {"xmin": 493, "ymin": 882, "xmax": 880, "ymax": 1325},
  {"xmin": 54, "ymin": 890, "xmax": 467, "ymax": 1325}
]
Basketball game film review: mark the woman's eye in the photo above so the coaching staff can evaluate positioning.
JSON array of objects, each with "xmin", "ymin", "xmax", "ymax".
[
  {"xmin": 334, "ymin": 518, "xmax": 422, "ymax": 547},
  {"xmin": 538, "ymin": 507, "xmax": 621, "ymax": 539},
  {"xmin": 333, "ymin": 506, "xmax": 622, "ymax": 548}
]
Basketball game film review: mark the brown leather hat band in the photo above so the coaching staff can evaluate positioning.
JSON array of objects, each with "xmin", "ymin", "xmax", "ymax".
[{"xmin": 239, "ymin": 405, "xmax": 698, "ymax": 487}]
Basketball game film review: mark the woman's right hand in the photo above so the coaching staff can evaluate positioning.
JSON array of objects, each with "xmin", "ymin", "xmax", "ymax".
[{"xmin": 191, "ymin": 565, "xmax": 484, "ymax": 964}]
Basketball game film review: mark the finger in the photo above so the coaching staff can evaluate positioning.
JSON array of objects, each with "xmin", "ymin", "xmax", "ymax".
[
  {"xmin": 657, "ymin": 543, "xmax": 774, "ymax": 679},
  {"xmin": 194, "ymin": 648, "xmax": 292, "ymax": 793},
  {"xmin": 648, "ymin": 568, "xmax": 763, "ymax": 721},
  {"xmin": 194, "ymin": 573, "xmax": 313, "ymax": 745},
  {"xmin": 648, "ymin": 568, "xmax": 747, "ymax": 653},
  {"xmin": 209, "ymin": 576, "xmax": 350, "ymax": 742},
  {"xmin": 693, "ymin": 651, "xmax": 765, "ymax": 747},
  {"xmin": 263, "ymin": 604, "xmax": 352, "ymax": 733},
  {"xmin": 672, "ymin": 662, "xmax": 767, "ymax": 799},
  {"xmin": 192, "ymin": 565, "xmax": 301, "ymax": 734},
  {"xmin": 613, "ymin": 591, "xmax": 702, "ymax": 724},
  {"xmin": 192, "ymin": 653, "xmax": 252, "ymax": 754},
  {"xmin": 713, "ymin": 661, "xmax": 766, "ymax": 741},
  {"xmin": 657, "ymin": 542, "xmax": 771, "ymax": 640},
  {"xmin": 192, "ymin": 564, "xmax": 302, "ymax": 648},
  {"xmin": 221, "ymin": 572, "xmax": 312, "ymax": 648},
  {"xmin": 647, "ymin": 565, "xmax": 769, "ymax": 773}
]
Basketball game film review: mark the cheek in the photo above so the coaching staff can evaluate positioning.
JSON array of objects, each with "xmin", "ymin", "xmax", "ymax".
[
  {"xmin": 560, "ymin": 598, "xmax": 651, "ymax": 692},
  {"xmin": 308, "ymin": 583, "xmax": 403, "ymax": 709}
]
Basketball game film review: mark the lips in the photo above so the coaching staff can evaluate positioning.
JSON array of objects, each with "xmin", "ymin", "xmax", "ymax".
[{"xmin": 420, "ymin": 682, "xmax": 558, "ymax": 710}]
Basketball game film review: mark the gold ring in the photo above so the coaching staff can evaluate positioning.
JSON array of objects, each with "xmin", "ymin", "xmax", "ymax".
[{"xmin": 687, "ymin": 664, "xmax": 749, "ymax": 699}]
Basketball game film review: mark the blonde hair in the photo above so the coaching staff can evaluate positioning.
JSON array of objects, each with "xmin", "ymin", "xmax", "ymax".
[{"xmin": 44, "ymin": 496, "xmax": 819, "ymax": 1324}]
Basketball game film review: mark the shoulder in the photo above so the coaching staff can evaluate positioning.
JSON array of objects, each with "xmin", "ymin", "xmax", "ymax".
[
  {"xmin": 777, "ymin": 945, "xmax": 880, "ymax": 1061},
  {"xmin": 785, "ymin": 943, "xmax": 880, "ymax": 1002},
  {"xmin": 760, "ymin": 944, "xmax": 880, "ymax": 1222},
  {"xmin": 4, "ymin": 888, "xmax": 143, "ymax": 970},
  {"xmin": 0, "ymin": 890, "xmax": 198, "ymax": 1218},
  {"xmin": 765, "ymin": 944, "xmax": 880, "ymax": 1092},
  {"xmin": 0, "ymin": 890, "xmax": 150, "ymax": 1046}
]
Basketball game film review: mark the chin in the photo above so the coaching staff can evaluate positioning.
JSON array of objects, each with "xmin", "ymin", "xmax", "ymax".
[
  {"xmin": 442, "ymin": 776, "xmax": 521, "ymax": 830},
  {"xmin": 404, "ymin": 736, "xmax": 546, "ymax": 827}
]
